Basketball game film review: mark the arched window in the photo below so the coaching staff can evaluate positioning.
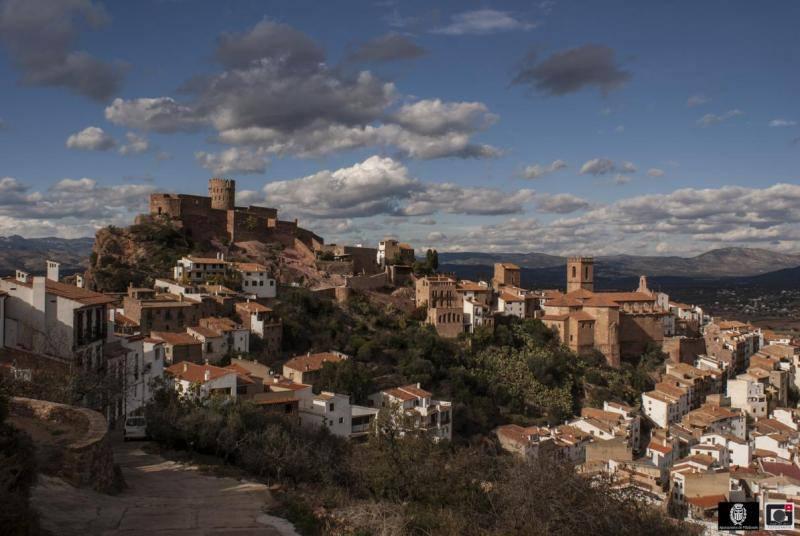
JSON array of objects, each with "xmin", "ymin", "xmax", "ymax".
[
  {"xmin": 585, "ymin": 266, "xmax": 589, "ymax": 279},
  {"xmin": 572, "ymin": 266, "xmax": 577, "ymax": 278}
]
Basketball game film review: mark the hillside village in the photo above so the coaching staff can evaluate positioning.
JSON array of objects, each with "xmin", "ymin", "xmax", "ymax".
[{"xmin": 2, "ymin": 178, "xmax": 800, "ymax": 532}]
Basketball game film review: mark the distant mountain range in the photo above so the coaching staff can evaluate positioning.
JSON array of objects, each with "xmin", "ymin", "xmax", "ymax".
[
  {"xmin": 438, "ymin": 247, "xmax": 800, "ymax": 279},
  {"xmin": 0, "ymin": 235, "xmax": 94, "ymax": 275},
  {"xmin": 1, "ymin": 234, "xmax": 799, "ymax": 288}
]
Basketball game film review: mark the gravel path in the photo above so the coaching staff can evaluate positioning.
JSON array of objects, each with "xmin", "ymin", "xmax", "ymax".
[{"xmin": 31, "ymin": 440, "xmax": 301, "ymax": 536}]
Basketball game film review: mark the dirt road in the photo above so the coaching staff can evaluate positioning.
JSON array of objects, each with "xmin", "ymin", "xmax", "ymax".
[{"xmin": 31, "ymin": 440, "xmax": 300, "ymax": 536}]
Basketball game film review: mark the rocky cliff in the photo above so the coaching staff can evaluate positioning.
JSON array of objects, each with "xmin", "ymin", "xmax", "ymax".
[{"xmin": 84, "ymin": 216, "xmax": 339, "ymax": 292}]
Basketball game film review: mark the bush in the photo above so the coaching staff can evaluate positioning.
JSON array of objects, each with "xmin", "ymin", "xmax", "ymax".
[
  {"xmin": 0, "ymin": 387, "xmax": 40, "ymax": 535},
  {"xmin": 144, "ymin": 383, "xmax": 688, "ymax": 536}
]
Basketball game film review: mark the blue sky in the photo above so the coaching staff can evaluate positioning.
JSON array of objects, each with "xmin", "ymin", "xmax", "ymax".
[{"xmin": 0, "ymin": 0, "xmax": 798, "ymax": 255}]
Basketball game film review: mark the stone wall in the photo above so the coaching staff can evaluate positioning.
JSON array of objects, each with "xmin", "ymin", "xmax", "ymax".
[
  {"xmin": 10, "ymin": 397, "xmax": 117, "ymax": 493},
  {"xmin": 346, "ymin": 272, "xmax": 388, "ymax": 291},
  {"xmin": 663, "ymin": 336, "xmax": 706, "ymax": 364},
  {"xmin": 619, "ymin": 313, "xmax": 664, "ymax": 358}
]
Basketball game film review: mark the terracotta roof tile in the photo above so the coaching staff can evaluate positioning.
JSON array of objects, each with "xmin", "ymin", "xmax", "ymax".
[
  {"xmin": 188, "ymin": 326, "xmax": 222, "ymax": 338},
  {"xmin": 235, "ymin": 301, "xmax": 272, "ymax": 313},
  {"xmin": 686, "ymin": 494, "xmax": 726, "ymax": 509},
  {"xmin": 167, "ymin": 361, "xmax": 236, "ymax": 384},
  {"xmin": 232, "ymin": 262, "xmax": 268, "ymax": 272},
  {"xmin": 150, "ymin": 331, "xmax": 201, "ymax": 346},
  {"xmin": 284, "ymin": 352, "xmax": 345, "ymax": 373},
  {"xmin": 4, "ymin": 277, "xmax": 116, "ymax": 306}
]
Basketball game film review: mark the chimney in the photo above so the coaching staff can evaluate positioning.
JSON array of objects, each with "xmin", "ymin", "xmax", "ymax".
[
  {"xmin": 15, "ymin": 270, "xmax": 29, "ymax": 283},
  {"xmin": 75, "ymin": 274, "xmax": 85, "ymax": 288},
  {"xmin": 183, "ymin": 362, "xmax": 188, "ymax": 373},
  {"xmin": 32, "ymin": 276, "xmax": 46, "ymax": 315},
  {"xmin": 204, "ymin": 369, "xmax": 211, "ymax": 382},
  {"xmin": 46, "ymin": 260, "xmax": 60, "ymax": 282}
]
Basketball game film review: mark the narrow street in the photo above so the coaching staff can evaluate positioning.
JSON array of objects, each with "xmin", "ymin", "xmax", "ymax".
[{"xmin": 31, "ymin": 440, "xmax": 300, "ymax": 536}]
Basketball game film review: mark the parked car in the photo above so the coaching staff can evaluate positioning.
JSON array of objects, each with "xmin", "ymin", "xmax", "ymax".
[{"xmin": 124, "ymin": 416, "xmax": 147, "ymax": 441}]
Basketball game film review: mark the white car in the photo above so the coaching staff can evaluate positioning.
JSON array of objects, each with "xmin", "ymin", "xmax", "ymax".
[{"xmin": 124, "ymin": 416, "xmax": 147, "ymax": 441}]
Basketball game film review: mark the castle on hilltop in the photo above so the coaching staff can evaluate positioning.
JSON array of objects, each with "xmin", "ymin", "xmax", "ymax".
[{"xmin": 143, "ymin": 178, "xmax": 323, "ymax": 248}]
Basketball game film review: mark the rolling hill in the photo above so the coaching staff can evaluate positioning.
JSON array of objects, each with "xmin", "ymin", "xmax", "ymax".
[
  {"xmin": 439, "ymin": 247, "xmax": 800, "ymax": 279},
  {"xmin": 0, "ymin": 235, "xmax": 94, "ymax": 276}
]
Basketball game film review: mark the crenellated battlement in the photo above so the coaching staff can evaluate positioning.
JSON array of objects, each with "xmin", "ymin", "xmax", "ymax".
[{"xmin": 146, "ymin": 177, "xmax": 322, "ymax": 248}]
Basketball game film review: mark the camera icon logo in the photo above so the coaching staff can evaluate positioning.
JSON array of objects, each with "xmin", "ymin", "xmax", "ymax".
[{"xmin": 765, "ymin": 502, "xmax": 794, "ymax": 531}]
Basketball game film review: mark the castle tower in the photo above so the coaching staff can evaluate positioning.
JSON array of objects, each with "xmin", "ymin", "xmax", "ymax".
[
  {"xmin": 566, "ymin": 256, "xmax": 594, "ymax": 293},
  {"xmin": 208, "ymin": 178, "xmax": 235, "ymax": 210}
]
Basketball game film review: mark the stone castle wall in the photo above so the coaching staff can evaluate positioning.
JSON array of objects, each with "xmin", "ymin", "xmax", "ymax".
[{"xmin": 147, "ymin": 181, "xmax": 322, "ymax": 248}]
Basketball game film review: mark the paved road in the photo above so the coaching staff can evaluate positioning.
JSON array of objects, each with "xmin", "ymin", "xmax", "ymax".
[{"xmin": 32, "ymin": 441, "xmax": 300, "ymax": 536}]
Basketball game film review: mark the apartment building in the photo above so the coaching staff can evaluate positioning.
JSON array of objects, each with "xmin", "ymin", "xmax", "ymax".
[
  {"xmin": 643, "ymin": 382, "xmax": 690, "ymax": 429},
  {"xmin": 680, "ymin": 403, "xmax": 746, "ymax": 440},
  {"xmin": 728, "ymin": 373, "xmax": 768, "ymax": 418},
  {"xmin": 173, "ymin": 254, "xmax": 229, "ymax": 282},
  {"xmin": 704, "ymin": 320, "xmax": 763, "ymax": 377},
  {"xmin": 231, "ymin": 262, "xmax": 276, "ymax": 298},
  {"xmin": 664, "ymin": 362, "xmax": 723, "ymax": 410},
  {"xmin": 698, "ymin": 433, "xmax": 751, "ymax": 467}
]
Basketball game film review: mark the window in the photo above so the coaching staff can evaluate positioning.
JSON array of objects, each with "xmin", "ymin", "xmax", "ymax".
[
  {"xmin": 339, "ymin": 417, "xmax": 343, "ymax": 424},
  {"xmin": 329, "ymin": 403, "xmax": 334, "ymax": 411},
  {"xmin": 259, "ymin": 281, "xmax": 264, "ymax": 286}
]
